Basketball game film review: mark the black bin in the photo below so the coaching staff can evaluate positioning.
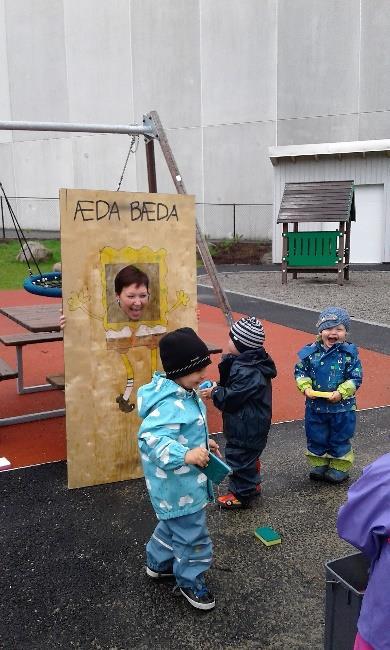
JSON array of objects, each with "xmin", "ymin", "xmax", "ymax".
[{"xmin": 324, "ymin": 551, "xmax": 370, "ymax": 650}]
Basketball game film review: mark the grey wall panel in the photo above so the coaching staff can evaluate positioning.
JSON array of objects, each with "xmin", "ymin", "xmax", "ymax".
[
  {"xmin": 130, "ymin": 0, "xmax": 201, "ymax": 129},
  {"xmin": 277, "ymin": 114, "xmax": 358, "ymax": 146},
  {"xmin": 5, "ymin": 0, "xmax": 69, "ymax": 141},
  {"xmin": 201, "ymin": 0, "xmax": 277, "ymax": 125},
  {"xmin": 203, "ymin": 121, "xmax": 275, "ymax": 204},
  {"xmin": 0, "ymin": 144, "xmax": 16, "ymax": 202},
  {"xmin": 13, "ymin": 138, "xmax": 74, "ymax": 198},
  {"xmin": 64, "ymin": 0, "xmax": 134, "ymax": 124},
  {"xmin": 72, "ymin": 134, "xmax": 137, "ymax": 193},
  {"xmin": 359, "ymin": 111, "xmax": 390, "ymax": 141},
  {"xmin": 0, "ymin": 0, "xmax": 12, "ymax": 143},
  {"xmin": 277, "ymin": 0, "xmax": 360, "ymax": 120},
  {"xmin": 360, "ymin": 0, "xmax": 390, "ymax": 112}
]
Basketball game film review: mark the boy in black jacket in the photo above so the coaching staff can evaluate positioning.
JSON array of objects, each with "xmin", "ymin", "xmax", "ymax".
[{"xmin": 201, "ymin": 316, "xmax": 277, "ymax": 509}]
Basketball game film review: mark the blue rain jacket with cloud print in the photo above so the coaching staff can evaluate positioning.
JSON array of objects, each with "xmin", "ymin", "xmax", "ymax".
[
  {"xmin": 137, "ymin": 372, "xmax": 213, "ymax": 520},
  {"xmin": 294, "ymin": 340, "xmax": 363, "ymax": 413}
]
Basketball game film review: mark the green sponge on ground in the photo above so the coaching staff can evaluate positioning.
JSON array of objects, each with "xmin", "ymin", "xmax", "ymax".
[{"xmin": 254, "ymin": 526, "xmax": 281, "ymax": 546}]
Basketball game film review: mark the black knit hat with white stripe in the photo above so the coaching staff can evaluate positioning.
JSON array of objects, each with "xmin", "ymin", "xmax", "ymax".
[
  {"xmin": 159, "ymin": 327, "xmax": 211, "ymax": 379},
  {"xmin": 229, "ymin": 316, "xmax": 265, "ymax": 352}
]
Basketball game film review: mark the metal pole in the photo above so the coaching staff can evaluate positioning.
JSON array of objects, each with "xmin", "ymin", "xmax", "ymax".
[
  {"xmin": 0, "ymin": 120, "xmax": 156, "ymax": 137},
  {"xmin": 147, "ymin": 110, "xmax": 234, "ymax": 327},
  {"xmin": 0, "ymin": 197, "xmax": 4, "ymax": 239},
  {"xmin": 233, "ymin": 203, "xmax": 236, "ymax": 238},
  {"xmin": 145, "ymin": 139, "xmax": 157, "ymax": 193}
]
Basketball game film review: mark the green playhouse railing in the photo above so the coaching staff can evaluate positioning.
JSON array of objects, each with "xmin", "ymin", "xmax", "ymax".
[{"xmin": 283, "ymin": 230, "xmax": 341, "ymax": 267}]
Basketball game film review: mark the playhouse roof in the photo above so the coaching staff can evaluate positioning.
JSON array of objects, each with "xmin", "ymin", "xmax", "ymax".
[{"xmin": 277, "ymin": 180, "xmax": 355, "ymax": 224}]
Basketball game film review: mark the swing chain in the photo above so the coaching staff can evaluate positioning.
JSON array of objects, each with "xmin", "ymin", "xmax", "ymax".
[{"xmin": 116, "ymin": 134, "xmax": 139, "ymax": 191}]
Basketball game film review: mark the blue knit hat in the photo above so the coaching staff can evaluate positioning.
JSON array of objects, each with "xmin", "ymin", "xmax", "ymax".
[{"xmin": 316, "ymin": 307, "xmax": 350, "ymax": 332}]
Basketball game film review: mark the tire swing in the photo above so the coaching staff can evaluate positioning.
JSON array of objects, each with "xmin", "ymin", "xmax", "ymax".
[{"xmin": 0, "ymin": 182, "xmax": 62, "ymax": 297}]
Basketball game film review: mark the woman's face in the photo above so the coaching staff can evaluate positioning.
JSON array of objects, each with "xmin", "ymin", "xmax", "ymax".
[{"xmin": 117, "ymin": 282, "xmax": 149, "ymax": 321}]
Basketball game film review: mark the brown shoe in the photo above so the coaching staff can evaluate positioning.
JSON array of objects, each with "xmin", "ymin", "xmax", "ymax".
[{"xmin": 116, "ymin": 394, "xmax": 135, "ymax": 413}]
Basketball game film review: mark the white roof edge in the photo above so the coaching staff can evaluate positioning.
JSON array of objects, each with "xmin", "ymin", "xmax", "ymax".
[{"xmin": 269, "ymin": 139, "xmax": 390, "ymax": 163}]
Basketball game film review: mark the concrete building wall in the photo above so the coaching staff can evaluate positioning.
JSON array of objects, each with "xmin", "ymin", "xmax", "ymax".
[{"xmin": 0, "ymin": 0, "xmax": 390, "ymax": 238}]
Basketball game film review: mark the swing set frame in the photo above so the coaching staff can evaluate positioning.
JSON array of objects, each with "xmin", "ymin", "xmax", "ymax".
[{"xmin": 0, "ymin": 111, "xmax": 233, "ymax": 326}]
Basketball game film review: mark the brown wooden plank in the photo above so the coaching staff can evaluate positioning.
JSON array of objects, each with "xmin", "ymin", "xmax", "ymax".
[
  {"xmin": 279, "ymin": 208, "xmax": 350, "ymax": 214},
  {"xmin": 0, "ymin": 331, "xmax": 63, "ymax": 346},
  {"xmin": 278, "ymin": 217, "xmax": 346, "ymax": 223},
  {"xmin": 283, "ymin": 193, "xmax": 352, "ymax": 200},
  {"xmin": 281, "ymin": 203, "xmax": 349, "ymax": 209},
  {"xmin": 285, "ymin": 181, "xmax": 353, "ymax": 189},
  {"xmin": 0, "ymin": 304, "xmax": 61, "ymax": 332},
  {"xmin": 284, "ymin": 187, "xmax": 353, "ymax": 194},
  {"xmin": 283, "ymin": 186, "xmax": 353, "ymax": 192},
  {"xmin": 0, "ymin": 358, "xmax": 18, "ymax": 380},
  {"xmin": 46, "ymin": 374, "xmax": 65, "ymax": 389}
]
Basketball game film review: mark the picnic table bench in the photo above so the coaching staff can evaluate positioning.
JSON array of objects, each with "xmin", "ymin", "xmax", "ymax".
[
  {"xmin": 0, "ymin": 358, "xmax": 18, "ymax": 381},
  {"xmin": 0, "ymin": 331, "xmax": 63, "ymax": 394},
  {"xmin": 0, "ymin": 303, "xmax": 65, "ymax": 426}
]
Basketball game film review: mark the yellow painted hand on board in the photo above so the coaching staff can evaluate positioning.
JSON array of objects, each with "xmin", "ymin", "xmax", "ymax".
[
  {"xmin": 67, "ymin": 288, "xmax": 102, "ymax": 321},
  {"xmin": 167, "ymin": 289, "xmax": 190, "ymax": 313}
]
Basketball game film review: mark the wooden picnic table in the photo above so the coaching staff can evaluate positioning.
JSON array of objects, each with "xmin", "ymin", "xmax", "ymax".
[
  {"xmin": 0, "ymin": 304, "xmax": 61, "ymax": 332},
  {"xmin": 0, "ymin": 303, "xmax": 65, "ymax": 425}
]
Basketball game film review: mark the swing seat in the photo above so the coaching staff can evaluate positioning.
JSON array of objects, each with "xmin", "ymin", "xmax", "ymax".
[{"xmin": 23, "ymin": 272, "xmax": 62, "ymax": 297}]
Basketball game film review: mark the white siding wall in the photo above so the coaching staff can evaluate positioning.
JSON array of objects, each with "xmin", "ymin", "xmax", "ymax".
[{"xmin": 272, "ymin": 154, "xmax": 390, "ymax": 263}]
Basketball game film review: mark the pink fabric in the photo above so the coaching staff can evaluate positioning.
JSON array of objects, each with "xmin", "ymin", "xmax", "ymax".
[{"xmin": 354, "ymin": 632, "xmax": 374, "ymax": 650}]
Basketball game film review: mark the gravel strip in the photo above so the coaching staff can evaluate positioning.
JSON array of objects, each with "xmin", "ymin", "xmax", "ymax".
[{"xmin": 198, "ymin": 270, "xmax": 390, "ymax": 326}]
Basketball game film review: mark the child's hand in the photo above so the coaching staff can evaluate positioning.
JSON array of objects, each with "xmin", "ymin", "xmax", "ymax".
[
  {"xmin": 185, "ymin": 447, "xmax": 209, "ymax": 467},
  {"xmin": 200, "ymin": 383, "xmax": 217, "ymax": 399},
  {"xmin": 59, "ymin": 312, "xmax": 66, "ymax": 330},
  {"xmin": 328, "ymin": 390, "xmax": 342, "ymax": 403},
  {"xmin": 208, "ymin": 438, "xmax": 222, "ymax": 458}
]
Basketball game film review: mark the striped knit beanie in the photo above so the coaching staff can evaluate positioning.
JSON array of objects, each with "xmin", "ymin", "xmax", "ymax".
[{"xmin": 229, "ymin": 316, "xmax": 265, "ymax": 352}]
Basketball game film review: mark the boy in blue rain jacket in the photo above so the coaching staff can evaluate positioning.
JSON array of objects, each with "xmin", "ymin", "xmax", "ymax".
[
  {"xmin": 137, "ymin": 327, "xmax": 220, "ymax": 611},
  {"xmin": 294, "ymin": 306, "xmax": 363, "ymax": 484}
]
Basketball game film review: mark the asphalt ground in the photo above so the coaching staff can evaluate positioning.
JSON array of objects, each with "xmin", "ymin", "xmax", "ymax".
[
  {"xmin": 197, "ymin": 282, "xmax": 390, "ymax": 355},
  {"xmin": 1, "ymin": 268, "xmax": 390, "ymax": 649},
  {"xmin": 2, "ymin": 406, "xmax": 389, "ymax": 650}
]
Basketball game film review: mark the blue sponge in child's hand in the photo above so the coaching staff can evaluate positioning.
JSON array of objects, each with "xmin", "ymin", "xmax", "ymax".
[
  {"xmin": 196, "ymin": 452, "xmax": 231, "ymax": 485},
  {"xmin": 254, "ymin": 526, "xmax": 281, "ymax": 546},
  {"xmin": 199, "ymin": 380, "xmax": 213, "ymax": 389}
]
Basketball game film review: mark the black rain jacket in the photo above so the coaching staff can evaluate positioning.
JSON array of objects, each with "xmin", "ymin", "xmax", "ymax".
[{"xmin": 212, "ymin": 347, "xmax": 277, "ymax": 451}]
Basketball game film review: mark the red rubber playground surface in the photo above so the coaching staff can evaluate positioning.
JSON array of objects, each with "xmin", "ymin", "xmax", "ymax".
[{"xmin": 1, "ymin": 290, "xmax": 390, "ymax": 470}]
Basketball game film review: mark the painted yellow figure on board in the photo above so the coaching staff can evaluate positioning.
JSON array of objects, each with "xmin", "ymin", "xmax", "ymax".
[{"xmin": 67, "ymin": 246, "xmax": 190, "ymax": 411}]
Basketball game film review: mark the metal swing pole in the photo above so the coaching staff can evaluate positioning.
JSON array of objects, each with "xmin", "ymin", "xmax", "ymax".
[
  {"xmin": 0, "ymin": 120, "xmax": 154, "ymax": 137},
  {"xmin": 0, "ymin": 114, "xmax": 234, "ymax": 326},
  {"xmin": 143, "ymin": 111, "xmax": 234, "ymax": 327}
]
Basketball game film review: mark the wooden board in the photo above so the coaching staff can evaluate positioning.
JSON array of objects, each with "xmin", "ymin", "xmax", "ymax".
[{"xmin": 60, "ymin": 189, "xmax": 197, "ymax": 488}]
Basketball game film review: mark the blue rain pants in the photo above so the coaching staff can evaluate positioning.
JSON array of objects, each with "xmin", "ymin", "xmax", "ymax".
[
  {"xmin": 146, "ymin": 508, "xmax": 212, "ymax": 590},
  {"xmin": 305, "ymin": 408, "xmax": 356, "ymax": 458},
  {"xmin": 225, "ymin": 442, "xmax": 262, "ymax": 502}
]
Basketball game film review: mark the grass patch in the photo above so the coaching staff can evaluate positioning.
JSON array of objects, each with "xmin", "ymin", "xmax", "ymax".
[{"xmin": 0, "ymin": 239, "xmax": 61, "ymax": 290}]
